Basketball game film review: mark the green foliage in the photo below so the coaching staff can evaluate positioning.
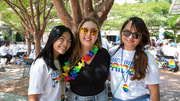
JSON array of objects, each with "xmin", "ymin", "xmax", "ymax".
[
  {"xmin": 0, "ymin": 1, "xmax": 22, "ymax": 27},
  {"xmin": 16, "ymin": 32, "xmax": 25, "ymax": 42},
  {"xmin": 176, "ymin": 35, "xmax": 180, "ymax": 43},
  {"xmin": 102, "ymin": 1, "xmax": 172, "ymax": 30},
  {"xmin": 135, "ymin": 0, "xmax": 172, "ymax": 4},
  {"xmin": 4, "ymin": 34, "xmax": 11, "ymax": 40},
  {"xmin": 167, "ymin": 14, "xmax": 180, "ymax": 28},
  {"xmin": 153, "ymin": 32, "xmax": 159, "ymax": 37},
  {"xmin": 164, "ymin": 31, "xmax": 175, "ymax": 39},
  {"xmin": 0, "ymin": 0, "xmax": 60, "ymax": 37}
]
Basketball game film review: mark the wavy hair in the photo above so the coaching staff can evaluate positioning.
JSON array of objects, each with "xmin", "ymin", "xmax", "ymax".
[{"xmin": 114, "ymin": 17, "xmax": 150, "ymax": 80}]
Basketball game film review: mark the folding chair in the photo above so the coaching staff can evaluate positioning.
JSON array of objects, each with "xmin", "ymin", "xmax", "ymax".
[
  {"xmin": 21, "ymin": 57, "xmax": 34, "ymax": 77},
  {"xmin": 162, "ymin": 55, "xmax": 175, "ymax": 69},
  {"xmin": 156, "ymin": 54, "xmax": 163, "ymax": 66},
  {"xmin": 16, "ymin": 52, "xmax": 26, "ymax": 65},
  {"xmin": 17, "ymin": 52, "xmax": 25, "ymax": 56}
]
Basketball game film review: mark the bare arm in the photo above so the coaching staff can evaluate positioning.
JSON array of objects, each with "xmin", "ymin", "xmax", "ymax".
[
  {"xmin": 148, "ymin": 84, "xmax": 160, "ymax": 101},
  {"xmin": 28, "ymin": 94, "xmax": 40, "ymax": 101},
  {"xmin": 107, "ymin": 72, "xmax": 110, "ymax": 81},
  {"xmin": 107, "ymin": 45, "xmax": 109, "ymax": 52}
]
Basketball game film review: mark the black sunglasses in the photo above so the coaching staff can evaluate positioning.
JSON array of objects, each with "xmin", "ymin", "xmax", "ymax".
[{"xmin": 122, "ymin": 29, "xmax": 141, "ymax": 39}]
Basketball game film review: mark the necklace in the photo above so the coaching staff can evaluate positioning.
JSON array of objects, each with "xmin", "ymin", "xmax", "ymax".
[
  {"xmin": 62, "ymin": 45, "xmax": 98, "ymax": 81},
  {"xmin": 54, "ymin": 60, "xmax": 65, "ymax": 101},
  {"xmin": 121, "ymin": 48, "xmax": 134, "ymax": 92}
]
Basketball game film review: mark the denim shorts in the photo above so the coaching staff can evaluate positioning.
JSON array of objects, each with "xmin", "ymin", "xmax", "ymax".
[
  {"xmin": 113, "ymin": 94, "xmax": 150, "ymax": 101},
  {"xmin": 67, "ymin": 90, "xmax": 109, "ymax": 101}
]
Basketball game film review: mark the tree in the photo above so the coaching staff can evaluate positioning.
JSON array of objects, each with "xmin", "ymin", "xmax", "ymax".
[
  {"xmin": 2, "ymin": 0, "xmax": 54, "ymax": 56},
  {"xmin": 164, "ymin": 31, "xmax": 175, "ymax": 39},
  {"xmin": 135, "ymin": 0, "xmax": 172, "ymax": 3},
  {"xmin": 0, "ymin": 0, "xmax": 34, "ymax": 54},
  {"xmin": 102, "ymin": 1, "xmax": 173, "ymax": 32},
  {"xmin": 52, "ymin": 0, "xmax": 115, "ymax": 33}
]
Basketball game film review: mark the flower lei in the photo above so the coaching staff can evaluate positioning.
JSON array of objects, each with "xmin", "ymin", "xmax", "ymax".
[{"xmin": 62, "ymin": 45, "xmax": 98, "ymax": 81}]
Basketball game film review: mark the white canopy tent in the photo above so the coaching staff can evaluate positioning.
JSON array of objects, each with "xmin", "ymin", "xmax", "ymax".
[{"xmin": 169, "ymin": 0, "xmax": 180, "ymax": 24}]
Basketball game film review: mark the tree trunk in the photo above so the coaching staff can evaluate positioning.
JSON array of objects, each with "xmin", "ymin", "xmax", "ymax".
[
  {"xmin": 2, "ymin": 0, "xmax": 53, "ymax": 59},
  {"xmin": 34, "ymin": 34, "xmax": 41, "ymax": 58},
  {"xmin": 25, "ymin": 30, "xmax": 32, "ymax": 55},
  {"xmin": 53, "ymin": 0, "xmax": 114, "ymax": 33},
  {"xmin": 26, "ymin": 38, "xmax": 31, "ymax": 55},
  {"xmin": 174, "ymin": 29, "xmax": 177, "ymax": 42}
]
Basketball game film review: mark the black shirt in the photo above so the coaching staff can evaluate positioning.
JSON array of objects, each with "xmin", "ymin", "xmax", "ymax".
[{"xmin": 69, "ymin": 48, "xmax": 110, "ymax": 96}]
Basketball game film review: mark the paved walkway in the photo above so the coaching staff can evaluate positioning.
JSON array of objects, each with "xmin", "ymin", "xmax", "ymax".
[
  {"xmin": 0, "ymin": 65, "xmax": 28, "ymax": 101},
  {"xmin": 0, "ymin": 49, "xmax": 180, "ymax": 101},
  {"xmin": 159, "ymin": 68, "xmax": 180, "ymax": 101},
  {"xmin": 0, "ymin": 92, "xmax": 27, "ymax": 101}
]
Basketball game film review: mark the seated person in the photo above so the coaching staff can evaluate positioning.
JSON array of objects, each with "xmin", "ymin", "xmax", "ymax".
[
  {"xmin": 156, "ymin": 42, "xmax": 165, "ymax": 61},
  {"xmin": 171, "ymin": 43, "xmax": 179, "ymax": 72},
  {"xmin": 29, "ymin": 49, "xmax": 35, "ymax": 60},
  {"xmin": 0, "ymin": 43, "xmax": 12, "ymax": 64},
  {"xmin": 21, "ymin": 41, "xmax": 27, "ymax": 50},
  {"xmin": 163, "ymin": 43, "xmax": 179, "ymax": 72},
  {"xmin": 10, "ymin": 42, "xmax": 20, "ymax": 57},
  {"xmin": 10, "ymin": 42, "xmax": 21, "ymax": 64}
]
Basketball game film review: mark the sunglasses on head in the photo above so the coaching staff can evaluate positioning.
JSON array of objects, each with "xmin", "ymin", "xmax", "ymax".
[
  {"xmin": 122, "ymin": 29, "xmax": 141, "ymax": 39},
  {"xmin": 81, "ymin": 28, "xmax": 98, "ymax": 35}
]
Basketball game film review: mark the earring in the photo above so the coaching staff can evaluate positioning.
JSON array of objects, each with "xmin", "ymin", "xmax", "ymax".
[{"xmin": 142, "ymin": 47, "xmax": 145, "ymax": 51}]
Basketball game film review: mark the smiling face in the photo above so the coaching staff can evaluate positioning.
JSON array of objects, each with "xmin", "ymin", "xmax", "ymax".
[
  {"xmin": 53, "ymin": 31, "xmax": 72, "ymax": 59},
  {"xmin": 122, "ymin": 22, "xmax": 142, "ymax": 51},
  {"xmin": 79, "ymin": 21, "xmax": 99, "ymax": 49}
]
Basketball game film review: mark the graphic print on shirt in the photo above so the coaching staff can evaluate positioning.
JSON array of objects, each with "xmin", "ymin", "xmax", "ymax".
[
  {"xmin": 51, "ymin": 71, "xmax": 60, "ymax": 88},
  {"xmin": 110, "ymin": 57, "xmax": 135, "ymax": 76}
]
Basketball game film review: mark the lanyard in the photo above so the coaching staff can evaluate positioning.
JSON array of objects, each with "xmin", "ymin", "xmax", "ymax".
[
  {"xmin": 54, "ymin": 60, "xmax": 65, "ymax": 101},
  {"xmin": 113, "ymin": 48, "xmax": 134, "ymax": 96},
  {"xmin": 121, "ymin": 49, "xmax": 133, "ymax": 83}
]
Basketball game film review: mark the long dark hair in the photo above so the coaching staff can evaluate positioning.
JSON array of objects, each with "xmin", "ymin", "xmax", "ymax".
[
  {"xmin": 35, "ymin": 25, "xmax": 75, "ymax": 70},
  {"xmin": 114, "ymin": 17, "xmax": 150, "ymax": 80}
]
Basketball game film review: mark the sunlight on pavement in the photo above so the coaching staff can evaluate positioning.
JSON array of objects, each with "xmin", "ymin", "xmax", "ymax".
[{"xmin": 0, "ymin": 92, "xmax": 28, "ymax": 101}]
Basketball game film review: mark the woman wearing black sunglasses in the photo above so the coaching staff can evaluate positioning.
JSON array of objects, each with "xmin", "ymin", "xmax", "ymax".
[{"xmin": 109, "ymin": 17, "xmax": 160, "ymax": 101}]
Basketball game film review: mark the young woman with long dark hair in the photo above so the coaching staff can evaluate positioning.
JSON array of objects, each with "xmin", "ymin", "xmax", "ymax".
[
  {"xmin": 28, "ymin": 25, "xmax": 75, "ymax": 101},
  {"xmin": 110, "ymin": 17, "xmax": 160, "ymax": 101}
]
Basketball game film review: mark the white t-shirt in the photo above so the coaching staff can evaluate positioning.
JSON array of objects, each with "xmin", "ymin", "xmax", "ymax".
[
  {"xmin": 29, "ymin": 49, "xmax": 35, "ymax": 60},
  {"xmin": 21, "ymin": 44, "xmax": 27, "ymax": 50},
  {"xmin": 10, "ymin": 45, "xmax": 20, "ymax": 56},
  {"xmin": 109, "ymin": 45, "xmax": 159, "ymax": 100},
  {"xmin": 0, "ymin": 46, "xmax": 8, "ymax": 56},
  {"xmin": 28, "ymin": 58, "xmax": 65, "ymax": 101},
  {"xmin": 102, "ymin": 38, "xmax": 109, "ymax": 50},
  {"xmin": 164, "ymin": 46, "xmax": 178, "ymax": 57}
]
